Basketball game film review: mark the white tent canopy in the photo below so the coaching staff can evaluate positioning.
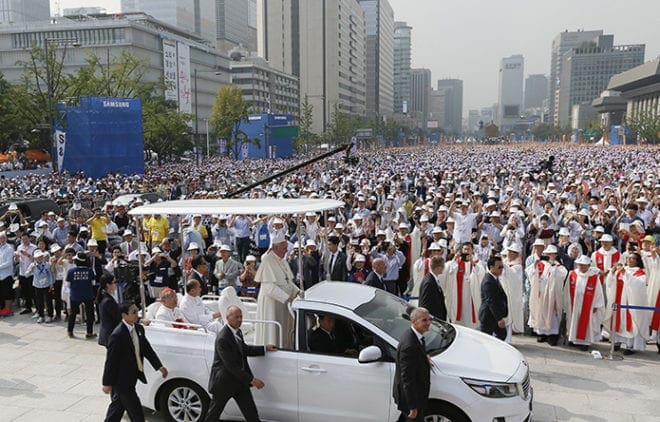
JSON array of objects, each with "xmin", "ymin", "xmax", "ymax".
[{"xmin": 128, "ymin": 198, "xmax": 344, "ymax": 217}]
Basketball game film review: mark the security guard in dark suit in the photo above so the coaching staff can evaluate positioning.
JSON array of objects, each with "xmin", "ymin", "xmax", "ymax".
[
  {"xmin": 479, "ymin": 255, "xmax": 509, "ymax": 341},
  {"xmin": 204, "ymin": 305, "xmax": 277, "ymax": 422},
  {"xmin": 102, "ymin": 302, "xmax": 168, "ymax": 421}
]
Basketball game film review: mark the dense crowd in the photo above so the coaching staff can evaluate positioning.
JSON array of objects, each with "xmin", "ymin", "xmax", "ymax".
[{"xmin": 0, "ymin": 142, "xmax": 658, "ymax": 355}]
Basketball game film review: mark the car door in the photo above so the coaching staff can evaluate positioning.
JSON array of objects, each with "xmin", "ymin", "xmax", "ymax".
[{"xmin": 296, "ymin": 310, "xmax": 396, "ymax": 422}]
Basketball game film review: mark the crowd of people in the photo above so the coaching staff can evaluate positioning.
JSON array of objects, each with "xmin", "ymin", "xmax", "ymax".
[{"xmin": 0, "ymin": 143, "xmax": 658, "ymax": 359}]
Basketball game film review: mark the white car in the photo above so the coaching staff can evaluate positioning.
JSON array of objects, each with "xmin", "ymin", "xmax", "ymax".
[{"xmin": 137, "ymin": 282, "xmax": 532, "ymax": 422}]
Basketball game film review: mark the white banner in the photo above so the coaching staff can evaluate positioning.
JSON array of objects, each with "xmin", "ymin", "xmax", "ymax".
[
  {"xmin": 55, "ymin": 130, "xmax": 66, "ymax": 172},
  {"xmin": 163, "ymin": 39, "xmax": 178, "ymax": 103},
  {"xmin": 177, "ymin": 42, "xmax": 192, "ymax": 114}
]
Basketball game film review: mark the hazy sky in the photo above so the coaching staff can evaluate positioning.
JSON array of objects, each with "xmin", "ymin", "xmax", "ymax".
[{"xmin": 52, "ymin": 0, "xmax": 660, "ymax": 112}]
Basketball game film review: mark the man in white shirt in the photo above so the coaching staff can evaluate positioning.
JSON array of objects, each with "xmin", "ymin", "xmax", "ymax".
[
  {"xmin": 179, "ymin": 279, "xmax": 223, "ymax": 333},
  {"xmin": 154, "ymin": 288, "xmax": 186, "ymax": 327}
]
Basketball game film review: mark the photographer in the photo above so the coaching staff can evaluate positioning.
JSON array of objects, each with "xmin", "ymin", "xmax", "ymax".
[
  {"xmin": 371, "ymin": 239, "xmax": 406, "ymax": 295},
  {"xmin": 145, "ymin": 246, "xmax": 179, "ymax": 297}
]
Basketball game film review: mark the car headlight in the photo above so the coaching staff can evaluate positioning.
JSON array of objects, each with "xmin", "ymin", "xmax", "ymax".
[{"xmin": 462, "ymin": 378, "xmax": 519, "ymax": 398}]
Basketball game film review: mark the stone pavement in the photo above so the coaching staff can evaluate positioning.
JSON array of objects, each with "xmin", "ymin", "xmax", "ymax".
[{"xmin": 1, "ymin": 312, "xmax": 659, "ymax": 421}]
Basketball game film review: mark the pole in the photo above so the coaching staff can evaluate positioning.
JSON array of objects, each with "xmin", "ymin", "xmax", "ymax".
[
  {"xmin": 205, "ymin": 118, "xmax": 210, "ymax": 159},
  {"xmin": 194, "ymin": 68, "xmax": 199, "ymax": 166},
  {"xmin": 44, "ymin": 40, "xmax": 55, "ymax": 172}
]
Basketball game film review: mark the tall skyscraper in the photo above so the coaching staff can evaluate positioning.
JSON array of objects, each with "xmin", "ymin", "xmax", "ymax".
[
  {"xmin": 411, "ymin": 68, "xmax": 431, "ymax": 129},
  {"xmin": 215, "ymin": 0, "xmax": 249, "ymax": 53},
  {"xmin": 257, "ymin": 0, "xmax": 294, "ymax": 75},
  {"xmin": 549, "ymin": 30, "xmax": 604, "ymax": 126},
  {"xmin": 437, "ymin": 79, "xmax": 463, "ymax": 134},
  {"xmin": 467, "ymin": 109, "xmax": 480, "ymax": 132},
  {"xmin": 0, "ymin": 0, "xmax": 49, "ymax": 22},
  {"xmin": 121, "ymin": 0, "xmax": 216, "ymax": 43},
  {"xmin": 556, "ymin": 34, "xmax": 644, "ymax": 126},
  {"xmin": 298, "ymin": 0, "xmax": 366, "ymax": 133},
  {"xmin": 497, "ymin": 54, "xmax": 524, "ymax": 130},
  {"xmin": 393, "ymin": 21, "xmax": 412, "ymax": 114},
  {"xmin": 524, "ymin": 74, "xmax": 548, "ymax": 110},
  {"xmin": 358, "ymin": 0, "xmax": 394, "ymax": 118}
]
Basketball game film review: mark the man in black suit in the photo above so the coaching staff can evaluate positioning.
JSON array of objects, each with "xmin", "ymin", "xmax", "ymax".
[
  {"xmin": 479, "ymin": 255, "xmax": 508, "ymax": 341},
  {"xmin": 324, "ymin": 236, "xmax": 348, "ymax": 281},
  {"xmin": 393, "ymin": 307, "xmax": 432, "ymax": 421},
  {"xmin": 204, "ymin": 305, "xmax": 277, "ymax": 422},
  {"xmin": 308, "ymin": 314, "xmax": 339, "ymax": 354},
  {"xmin": 419, "ymin": 256, "xmax": 447, "ymax": 321},
  {"xmin": 102, "ymin": 301, "xmax": 168, "ymax": 421},
  {"xmin": 365, "ymin": 258, "xmax": 387, "ymax": 290}
]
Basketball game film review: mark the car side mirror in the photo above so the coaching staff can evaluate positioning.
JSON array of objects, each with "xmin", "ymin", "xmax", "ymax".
[{"xmin": 358, "ymin": 345, "xmax": 382, "ymax": 364}]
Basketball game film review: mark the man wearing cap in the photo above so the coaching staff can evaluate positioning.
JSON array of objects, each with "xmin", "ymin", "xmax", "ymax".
[
  {"xmin": 591, "ymin": 234, "xmax": 620, "ymax": 284},
  {"xmin": 15, "ymin": 232, "xmax": 37, "ymax": 315},
  {"xmin": 146, "ymin": 247, "xmax": 178, "ymax": 297},
  {"xmin": 255, "ymin": 233, "xmax": 299, "ymax": 347},
  {"xmin": 87, "ymin": 208, "xmax": 110, "ymax": 256},
  {"xmin": 66, "ymin": 252, "xmax": 97, "ymax": 338},
  {"xmin": 348, "ymin": 253, "xmax": 369, "ymax": 283},
  {"xmin": 230, "ymin": 215, "xmax": 252, "ymax": 264},
  {"xmin": 154, "ymin": 288, "xmax": 185, "ymax": 327},
  {"xmin": 214, "ymin": 244, "xmax": 243, "ymax": 292},
  {"xmin": 52, "ymin": 217, "xmax": 69, "ymax": 247},
  {"xmin": 525, "ymin": 245, "xmax": 565, "ymax": 346},
  {"xmin": 120, "ymin": 230, "xmax": 139, "ymax": 257},
  {"xmin": 501, "ymin": 244, "xmax": 524, "ymax": 336},
  {"xmin": 449, "ymin": 200, "xmax": 477, "ymax": 245},
  {"xmin": 212, "ymin": 216, "xmax": 234, "ymax": 251},
  {"xmin": 144, "ymin": 214, "xmax": 169, "ymax": 245},
  {"xmin": 564, "ymin": 255, "xmax": 604, "ymax": 351}
]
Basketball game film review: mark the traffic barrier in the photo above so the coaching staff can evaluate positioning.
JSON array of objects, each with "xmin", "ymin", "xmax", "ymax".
[{"xmin": 605, "ymin": 303, "xmax": 660, "ymax": 360}]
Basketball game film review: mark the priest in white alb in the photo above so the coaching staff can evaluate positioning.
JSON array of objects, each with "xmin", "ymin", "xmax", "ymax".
[
  {"xmin": 501, "ymin": 243, "xmax": 524, "ymax": 337},
  {"xmin": 564, "ymin": 255, "xmax": 604, "ymax": 351}
]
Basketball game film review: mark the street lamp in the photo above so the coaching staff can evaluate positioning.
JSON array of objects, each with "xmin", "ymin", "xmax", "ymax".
[
  {"xmin": 193, "ymin": 68, "xmax": 223, "ymax": 165},
  {"xmin": 43, "ymin": 37, "xmax": 79, "ymax": 172}
]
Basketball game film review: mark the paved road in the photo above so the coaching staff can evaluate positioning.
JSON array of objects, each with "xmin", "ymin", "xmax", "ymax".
[{"xmin": 1, "ymin": 313, "xmax": 658, "ymax": 421}]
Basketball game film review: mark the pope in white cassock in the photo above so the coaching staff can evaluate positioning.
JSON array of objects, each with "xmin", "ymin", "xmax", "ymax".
[
  {"xmin": 603, "ymin": 252, "xmax": 650, "ymax": 353},
  {"xmin": 255, "ymin": 234, "xmax": 300, "ymax": 348},
  {"xmin": 525, "ymin": 245, "xmax": 565, "ymax": 345},
  {"xmin": 564, "ymin": 255, "xmax": 604, "ymax": 350}
]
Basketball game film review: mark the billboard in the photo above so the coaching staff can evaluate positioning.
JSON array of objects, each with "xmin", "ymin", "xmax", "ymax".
[
  {"xmin": 55, "ymin": 96, "xmax": 144, "ymax": 178},
  {"xmin": 176, "ymin": 42, "xmax": 192, "ymax": 113},
  {"xmin": 162, "ymin": 39, "xmax": 178, "ymax": 103}
]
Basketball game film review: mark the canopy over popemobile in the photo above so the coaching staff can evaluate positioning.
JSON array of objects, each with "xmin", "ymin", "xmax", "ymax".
[{"xmin": 127, "ymin": 198, "xmax": 345, "ymax": 308}]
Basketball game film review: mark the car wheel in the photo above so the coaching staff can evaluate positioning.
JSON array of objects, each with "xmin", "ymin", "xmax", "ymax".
[
  {"xmin": 159, "ymin": 380, "xmax": 209, "ymax": 422},
  {"xmin": 424, "ymin": 400, "xmax": 470, "ymax": 422}
]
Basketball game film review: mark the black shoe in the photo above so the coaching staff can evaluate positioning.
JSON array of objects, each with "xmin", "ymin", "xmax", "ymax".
[
  {"xmin": 613, "ymin": 344, "xmax": 621, "ymax": 351},
  {"xmin": 85, "ymin": 333, "xmax": 97, "ymax": 339},
  {"xmin": 536, "ymin": 335, "xmax": 548, "ymax": 343},
  {"xmin": 19, "ymin": 308, "xmax": 32, "ymax": 315},
  {"xmin": 68, "ymin": 332, "xmax": 75, "ymax": 338},
  {"xmin": 547, "ymin": 335, "xmax": 559, "ymax": 346},
  {"xmin": 657, "ymin": 343, "xmax": 660, "ymax": 354},
  {"xmin": 579, "ymin": 345, "xmax": 589, "ymax": 351},
  {"xmin": 622, "ymin": 349, "xmax": 635, "ymax": 355},
  {"xmin": 53, "ymin": 315, "xmax": 61, "ymax": 322}
]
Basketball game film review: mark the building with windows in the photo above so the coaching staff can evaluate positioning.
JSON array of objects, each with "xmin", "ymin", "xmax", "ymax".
[
  {"xmin": 215, "ymin": 0, "xmax": 251, "ymax": 53},
  {"xmin": 0, "ymin": 0, "xmax": 49, "ymax": 23},
  {"xmin": 556, "ymin": 34, "xmax": 644, "ymax": 127},
  {"xmin": 524, "ymin": 74, "xmax": 548, "ymax": 111},
  {"xmin": 393, "ymin": 21, "xmax": 411, "ymax": 114},
  {"xmin": 437, "ymin": 79, "xmax": 463, "ymax": 134},
  {"xmin": 497, "ymin": 54, "xmax": 524, "ymax": 131},
  {"xmin": 231, "ymin": 55, "xmax": 299, "ymax": 117},
  {"xmin": 256, "ymin": 0, "xmax": 294, "ymax": 75},
  {"xmin": 121, "ymin": 0, "xmax": 216, "ymax": 45},
  {"xmin": 298, "ymin": 0, "xmax": 366, "ymax": 134},
  {"xmin": 549, "ymin": 30, "xmax": 604, "ymax": 126},
  {"xmin": 0, "ymin": 12, "xmax": 231, "ymax": 138},
  {"xmin": 358, "ymin": 0, "xmax": 394, "ymax": 119},
  {"xmin": 411, "ymin": 68, "xmax": 431, "ymax": 130}
]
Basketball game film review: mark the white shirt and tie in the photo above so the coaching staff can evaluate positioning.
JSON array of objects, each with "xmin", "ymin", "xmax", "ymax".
[{"xmin": 122, "ymin": 321, "xmax": 143, "ymax": 372}]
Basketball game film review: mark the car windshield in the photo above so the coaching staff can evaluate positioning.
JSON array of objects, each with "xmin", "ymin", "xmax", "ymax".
[{"xmin": 354, "ymin": 290, "xmax": 455, "ymax": 356}]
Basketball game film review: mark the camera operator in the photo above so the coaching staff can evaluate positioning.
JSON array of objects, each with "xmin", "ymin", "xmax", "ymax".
[{"xmin": 371, "ymin": 239, "xmax": 406, "ymax": 295}]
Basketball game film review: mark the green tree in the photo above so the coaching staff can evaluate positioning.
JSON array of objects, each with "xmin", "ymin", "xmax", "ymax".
[
  {"xmin": 142, "ymin": 98, "xmax": 193, "ymax": 163},
  {"xmin": 209, "ymin": 85, "xmax": 256, "ymax": 158},
  {"xmin": 0, "ymin": 73, "xmax": 33, "ymax": 152},
  {"xmin": 625, "ymin": 110, "xmax": 660, "ymax": 144},
  {"xmin": 294, "ymin": 94, "xmax": 315, "ymax": 151},
  {"xmin": 324, "ymin": 104, "xmax": 360, "ymax": 146}
]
